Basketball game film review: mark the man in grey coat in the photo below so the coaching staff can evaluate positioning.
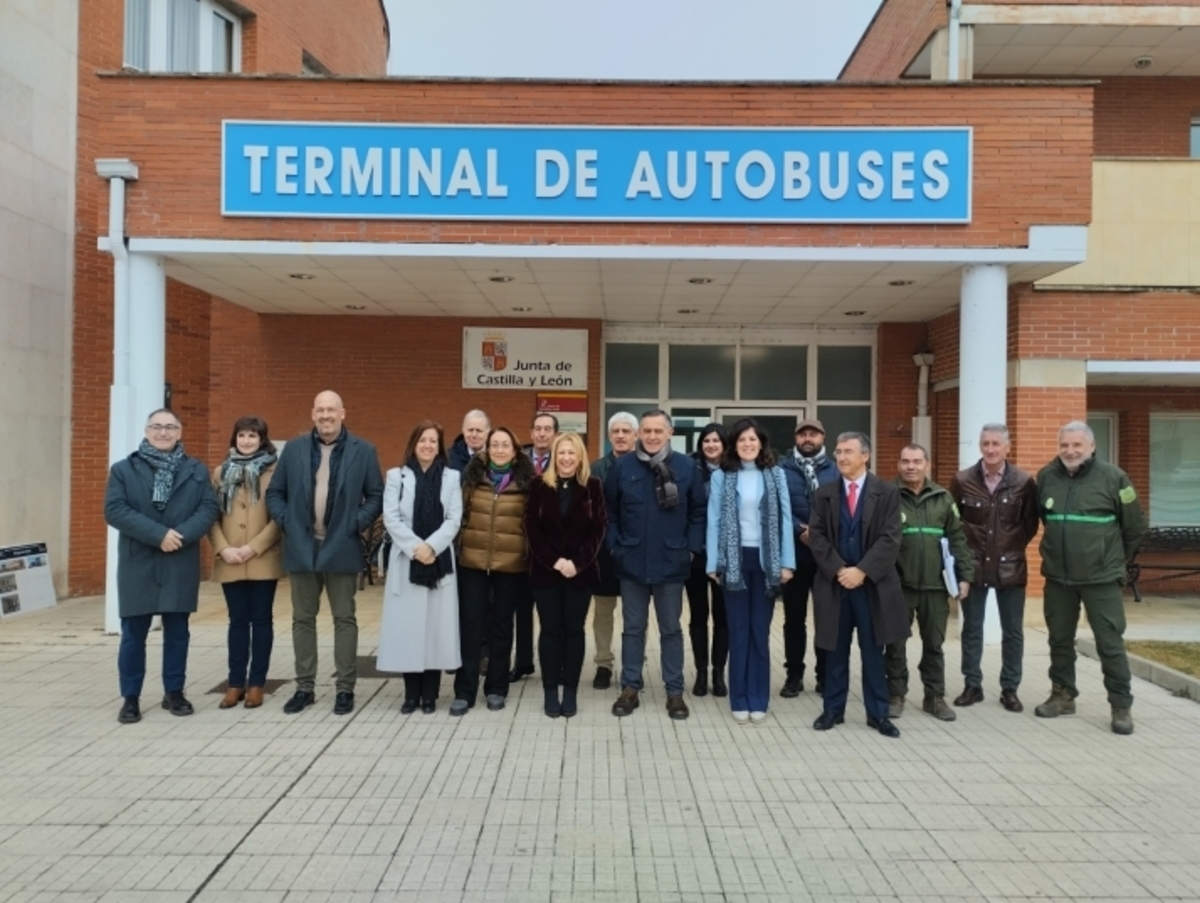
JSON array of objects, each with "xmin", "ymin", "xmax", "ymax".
[
  {"xmin": 267, "ymin": 390, "xmax": 384, "ymax": 715},
  {"xmin": 104, "ymin": 408, "xmax": 220, "ymax": 724}
]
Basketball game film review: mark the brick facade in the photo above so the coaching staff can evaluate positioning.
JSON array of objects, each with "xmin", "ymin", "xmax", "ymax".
[{"xmin": 840, "ymin": 0, "xmax": 945, "ymax": 81}]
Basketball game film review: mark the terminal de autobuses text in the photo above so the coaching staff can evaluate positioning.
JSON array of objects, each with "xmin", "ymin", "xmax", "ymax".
[{"xmin": 241, "ymin": 144, "xmax": 953, "ymax": 203}]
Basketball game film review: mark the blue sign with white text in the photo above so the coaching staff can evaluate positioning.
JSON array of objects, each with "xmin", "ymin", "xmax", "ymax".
[{"xmin": 221, "ymin": 122, "xmax": 972, "ymax": 223}]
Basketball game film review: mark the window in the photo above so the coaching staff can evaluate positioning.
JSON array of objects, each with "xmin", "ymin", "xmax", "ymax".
[
  {"xmin": 1087, "ymin": 413, "xmax": 1117, "ymax": 466},
  {"xmin": 1192, "ymin": 120, "xmax": 1200, "ymax": 159},
  {"xmin": 124, "ymin": 0, "xmax": 241, "ymax": 73},
  {"xmin": 1149, "ymin": 415, "xmax": 1200, "ymax": 527}
]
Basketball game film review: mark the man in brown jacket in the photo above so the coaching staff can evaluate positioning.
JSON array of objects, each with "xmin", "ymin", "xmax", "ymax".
[{"xmin": 948, "ymin": 423, "xmax": 1039, "ymax": 712}]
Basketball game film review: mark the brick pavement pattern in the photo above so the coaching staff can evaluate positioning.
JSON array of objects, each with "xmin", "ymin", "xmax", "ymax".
[{"xmin": 2, "ymin": 584, "xmax": 1199, "ymax": 902}]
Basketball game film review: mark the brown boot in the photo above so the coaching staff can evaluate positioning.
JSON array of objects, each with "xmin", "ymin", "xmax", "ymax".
[
  {"xmin": 244, "ymin": 686, "xmax": 264, "ymax": 709},
  {"xmin": 1111, "ymin": 706, "xmax": 1134, "ymax": 735},
  {"xmin": 1034, "ymin": 684, "xmax": 1076, "ymax": 718},
  {"xmin": 219, "ymin": 687, "xmax": 246, "ymax": 709},
  {"xmin": 922, "ymin": 694, "xmax": 957, "ymax": 722}
]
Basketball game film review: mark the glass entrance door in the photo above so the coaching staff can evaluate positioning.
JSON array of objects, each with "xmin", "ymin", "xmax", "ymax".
[{"xmin": 713, "ymin": 408, "xmax": 806, "ymax": 457}]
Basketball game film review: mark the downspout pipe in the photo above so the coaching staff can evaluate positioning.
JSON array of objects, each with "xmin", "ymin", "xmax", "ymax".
[
  {"xmin": 95, "ymin": 158, "xmax": 139, "ymax": 635},
  {"xmin": 947, "ymin": 0, "xmax": 962, "ymax": 82}
]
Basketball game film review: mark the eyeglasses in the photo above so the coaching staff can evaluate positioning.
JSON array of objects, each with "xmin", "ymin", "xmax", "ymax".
[{"xmin": 147, "ymin": 424, "xmax": 181, "ymax": 433}]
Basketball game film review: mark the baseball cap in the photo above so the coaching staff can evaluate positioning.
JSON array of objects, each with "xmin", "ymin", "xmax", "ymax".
[{"xmin": 795, "ymin": 418, "xmax": 825, "ymax": 435}]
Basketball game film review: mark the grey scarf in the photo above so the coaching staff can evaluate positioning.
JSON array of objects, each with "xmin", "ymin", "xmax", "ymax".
[
  {"xmin": 217, "ymin": 448, "xmax": 277, "ymax": 515},
  {"xmin": 795, "ymin": 446, "xmax": 828, "ymax": 495},
  {"xmin": 634, "ymin": 442, "xmax": 678, "ymax": 509},
  {"xmin": 716, "ymin": 466, "xmax": 785, "ymax": 597},
  {"xmin": 137, "ymin": 439, "xmax": 186, "ymax": 511}
]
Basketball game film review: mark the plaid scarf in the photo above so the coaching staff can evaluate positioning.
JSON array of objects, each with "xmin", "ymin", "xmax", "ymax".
[
  {"xmin": 136, "ymin": 439, "xmax": 186, "ymax": 511},
  {"xmin": 795, "ymin": 446, "xmax": 828, "ymax": 495},
  {"xmin": 716, "ymin": 466, "xmax": 785, "ymax": 597},
  {"xmin": 217, "ymin": 448, "xmax": 277, "ymax": 515}
]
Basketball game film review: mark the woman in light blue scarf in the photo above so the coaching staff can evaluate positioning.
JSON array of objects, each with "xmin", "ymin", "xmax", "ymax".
[{"xmin": 706, "ymin": 419, "xmax": 795, "ymax": 724}]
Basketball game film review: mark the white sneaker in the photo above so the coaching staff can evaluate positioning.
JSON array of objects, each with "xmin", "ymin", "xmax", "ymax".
[
  {"xmin": 749, "ymin": 711, "xmax": 768, "ymax": 724},
  {"xmin": 732, "ymin": 710, "xmax": 750, "ymax": 724}
]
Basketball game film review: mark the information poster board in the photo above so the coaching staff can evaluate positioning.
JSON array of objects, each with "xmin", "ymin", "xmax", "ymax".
[
  {"xmin": 537, "ymin": 392, "xmax": 588, "ymax": 435},
  {"xmin": 0, "ymin": 543, "xmax": 56, "ymax": 618}
]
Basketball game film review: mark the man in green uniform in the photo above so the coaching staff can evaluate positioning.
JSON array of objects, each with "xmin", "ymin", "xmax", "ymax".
[
  {"xmin": 1035, "ymin": 420, "xmax": 1146, "ymax": 735},
  {"xmin": 884, "ymin": 444, "xmax": 973, "ymax": 721}
]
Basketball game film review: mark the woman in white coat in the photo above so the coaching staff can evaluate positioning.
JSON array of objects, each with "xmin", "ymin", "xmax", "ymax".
[{"xmin": 378, "ymin": 420, "xmax": 463, "ymax": 714}]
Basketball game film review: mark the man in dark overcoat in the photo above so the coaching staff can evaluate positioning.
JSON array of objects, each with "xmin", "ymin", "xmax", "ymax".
[
  {"xmin": 808, "ymin": 431, "xmax": 907, "ymax": 738},
  {"xmin": 104, "ymin": 408, "xmax": 220, "ymax": 724},
  {"xmin": 267, "ymin": 390, "xmax": 383, "ymax": 716}
]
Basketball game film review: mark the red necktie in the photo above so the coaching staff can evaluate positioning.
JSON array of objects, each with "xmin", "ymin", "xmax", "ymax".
[{"xmin": 847, "ymin": 481, "xmax": 859, "ymax": 517}]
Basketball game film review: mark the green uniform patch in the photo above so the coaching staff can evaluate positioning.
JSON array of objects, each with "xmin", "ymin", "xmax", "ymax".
[{"xmin": 1120, "ymin": 485, "xmax": 1137, "ymax": 504}]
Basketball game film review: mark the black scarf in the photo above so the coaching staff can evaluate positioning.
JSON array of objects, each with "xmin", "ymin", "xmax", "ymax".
[
  {"xmin": 310, "ymin": 427, "xmax": 348, "ymax": 527},
  {"xmin": 136, "ymin": 439, "xmax": 186, "ymax": 511},
  {"xmin": 407, "ymin": 457, "xmax": 454, "ymax": 588},
  {"xmin": 634, "ymin": 442, "xmax": 678, "ymax": 510},
  {"xmin": 217, "ymin": 448, "xmax": 277, "ymax": 515}
]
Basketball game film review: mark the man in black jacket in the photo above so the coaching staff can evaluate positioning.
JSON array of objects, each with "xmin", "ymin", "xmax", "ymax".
[{"xmin": 267, "ymin": 390, "xmax": 383, "ymax": 716}]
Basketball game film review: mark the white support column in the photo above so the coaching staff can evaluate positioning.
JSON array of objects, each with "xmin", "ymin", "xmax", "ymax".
[
  {"xmin": 97, "ymin": 159, "xmax": 139, "ymax": 635},
  {"xmin": 959, "ymin": 263, "xmax": 1008, "ymax": 644},
  {"xmin": 128, "ymin": 253, "xmax": 167, "ymax": 424}
]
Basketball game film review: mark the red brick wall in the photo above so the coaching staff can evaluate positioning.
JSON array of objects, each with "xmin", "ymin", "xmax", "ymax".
[
  {"xmin": 1094, "ymin": 78, "xmax": 1200, "ymax": 158},
  {"xmin": 89, "ymin": 77, "xmax": 1093, "ymax": 250},
  {"xmin": 875, "ymin": 321, "xmax": 930, "ymax": 473},
  {"xmin": 840, "ymin": 0, "xmax": 946, "ymax": 81}
]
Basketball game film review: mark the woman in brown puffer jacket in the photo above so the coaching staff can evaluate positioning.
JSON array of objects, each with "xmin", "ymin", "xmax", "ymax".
[{"xmin": 451, "ymin": 426, "xmax": 536, "ymax": 716}]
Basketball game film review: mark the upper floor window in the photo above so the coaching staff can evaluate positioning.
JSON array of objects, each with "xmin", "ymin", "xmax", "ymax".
[
  {"xmin": 124, "ymin": 0, "xmax": 242, "ymax": 73},
  {"xmin": 1191, "ymin": 120, "xmax": 1200, "ymax": 159}
]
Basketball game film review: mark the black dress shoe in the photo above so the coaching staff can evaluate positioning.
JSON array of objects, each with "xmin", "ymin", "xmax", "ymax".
[
  {"xmin": 334, "ymin": 691, "xmax": 355, "ymax": 715},
  {"xmin": 161, "ymin": 691, "xmax": 194, "ymax": 716},
  {"xmin": 400, "ymin": 699, "xmax": 419, "ymax": 715},
  {"xmin": 509, "ymin": 665, "xmax": 535, "ymax": 683},
  {"xmin": 953, "ymin": 685, "xmax": 984, "ymax": 707},
  {"xmin": 420, "ymin": 700, "xmax": 437, "ymax": 714},
  {"xmin": 1000, "ymin": 688, "xmax": 1024, "ymax": 713},
  {"xmin": 592, "ymin": 667, "xmax": 612, "ymax": 690},
  {"xmin": 867, "ymin": 715, "xmax": 902, "ymax": 738},
  {"xmin": 283, "ymin": 690, "xmax": 316, "ymax": 714},
  {"xmin": 711, "ymin": 670, "xmax": 728, "ymax": 698},
  {"xmin": 118, "ymin": 696, "xmax": 141, "ymax": 724},
  {"xmin": 692, "ymin": 671, "xmax": 709, "ymax": 697},
  {"xmin": 780, "ymin": 676, "xmax": 803, "ymax": 698},
  {"xmin": 813, "ymin": 711, "xmax": 844, "ymax": 731}
]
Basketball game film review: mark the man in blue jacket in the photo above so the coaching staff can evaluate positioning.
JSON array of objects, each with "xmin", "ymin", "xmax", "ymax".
[
  {"xmin": 777, "ymin": 418, "xmax": 839, "ymax": 697},
  {"xmin": 605, "ymin": 410, "xmax": 706, "ymax": 720}
]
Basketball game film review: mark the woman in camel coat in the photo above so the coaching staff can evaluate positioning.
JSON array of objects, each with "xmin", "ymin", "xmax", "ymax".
[{"xmin": 209, "ymin": 416, "xmax": 284, "ymax": 709}]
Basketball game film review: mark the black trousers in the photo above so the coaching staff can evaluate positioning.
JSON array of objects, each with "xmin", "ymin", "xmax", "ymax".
[
  {"xmin": 403, "ymin": 670, "xmax": 441, "ymax": 702},
  {"xmin": 684, "ymin": 556, "xmax": 728, "ymax": 672},
  {"xmin": 514, "ymin": 588, "xmax": 535, "ymax": 671},
  {"xmin": 535, "ymin": 583, "xmax": 592, "ymax": 689},
  {"xmin": 781, "ymin": 560, "xmax": 826, "ymax": 685},
  {"xmin": 454, "ymin": 567, "xmax": 529, "ymax": 701}
]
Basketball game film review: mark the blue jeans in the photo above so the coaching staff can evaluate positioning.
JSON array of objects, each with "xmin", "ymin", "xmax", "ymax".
[
  {"xmin": 960, "ymin": 585, "xmax": 1025, "ymax": 691},
  {"xmin": 222, "ymin": 579, "xmax": 277, "ymax": 687},
  {"xmin": 823, "ymin": 587, "xmax": 889, "ymax": 722},
  {"xmin": 619, "ymin": 580, "xmax": 685, "ymax": 696},
  {"xmin": 118, "ymin": 612, "xmax": 190, "ymax": 697},
  {"xmin": 723, "ymin": 547, "xmax": 774, "ymax": 713}
]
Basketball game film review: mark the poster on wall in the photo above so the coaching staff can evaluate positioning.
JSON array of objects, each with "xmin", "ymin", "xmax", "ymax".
[
  {"xmin": 0, "ymin": 543, "xmax": 56, "ymax": 619},
  {"xmin": 537, "ymin": 392, "xmax": 588, "ymax": 434},
  {"xmin": 463, "ymin": 327, "xmax": 588, "ymax": 390}
]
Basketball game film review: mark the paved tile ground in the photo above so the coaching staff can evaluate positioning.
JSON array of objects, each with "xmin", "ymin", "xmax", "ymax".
[{"xmin": 2, "ymin": 584, "xmax": 1199, "ymax": 902}]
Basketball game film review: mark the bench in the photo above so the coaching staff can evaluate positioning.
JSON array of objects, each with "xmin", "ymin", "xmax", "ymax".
[{"xmin": 1127, "ymin": 526, "xmax": 1200, "ymax": 602}]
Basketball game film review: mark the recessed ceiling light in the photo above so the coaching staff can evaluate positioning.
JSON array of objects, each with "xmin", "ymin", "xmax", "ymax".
[
  {"xmin": 289, "ymin": 273, "xmax": 315, "ymax": 280},
  {"xmin": 489, "ymin": 275, "xmax": 514, "ymax": 283},
  {"xmin": 844, "ymin": 310, "xmax": 867, "ymax": 317},
  {"xmin": 687, "ymin": 277, "xmax": 713, "ymax": 285},
  {"xmin": 511, "ymin": 306, "xmax": 533, "ymax": 312},
  {"xmin": 344, "ymin": 304, "xmax": 366, "ymax": 310},
  {"xmin": 888, "ymin": 279, "xmax": 915, "ymax": 287},
  {"xmin": 676, "ymin": 308, "xmax": 700, "ymax": 314}
]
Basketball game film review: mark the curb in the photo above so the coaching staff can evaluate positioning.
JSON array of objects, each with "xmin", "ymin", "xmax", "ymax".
[{"xmin": 1078, "ymin": 637, "xmax": 1200, "ymax": 702}]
